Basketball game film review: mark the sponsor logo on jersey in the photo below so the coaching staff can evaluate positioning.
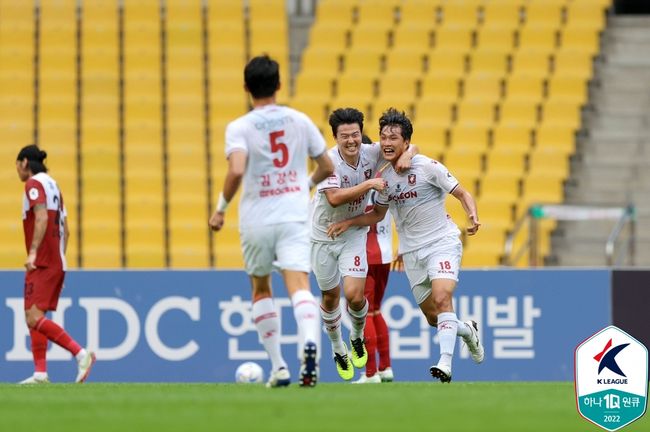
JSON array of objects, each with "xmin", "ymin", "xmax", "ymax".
[{"xmin": 408, "ymin": 174, "xmax": 416, "ymax": 185}]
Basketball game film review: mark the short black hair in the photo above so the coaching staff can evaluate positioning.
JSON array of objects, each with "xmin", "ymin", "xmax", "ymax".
[
  {"xmin": 378, "ymin": 108, "xmax": 413, "ymax": 141},
  {"xmin": 361, "ymin": 134, "xmax": 373, "ymax": 144},
  {"xmin": 244, "ymin": 55, "xmax": 280, "ymax": 99},
  {"xmin": 328, "ymin": 107, "xmax": 364, "ymax": 137},
  {"xmin": 17, "ymin": 144, "xmax": 48, "ymax": 174}
]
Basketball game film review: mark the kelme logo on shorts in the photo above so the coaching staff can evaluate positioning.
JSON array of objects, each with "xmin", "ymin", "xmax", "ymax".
[{"xmin": 575, "ymin": 326, "xmax": 648, "ymax": 431}]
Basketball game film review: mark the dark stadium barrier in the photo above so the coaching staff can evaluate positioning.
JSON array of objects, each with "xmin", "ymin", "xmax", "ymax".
[
  {"xmin": 612, "ymin": 270, "xmax": 650, "ymax": 359},
  {"xmin": 0, "ymin": 270, "xmax": 615, "ymax": 382}
]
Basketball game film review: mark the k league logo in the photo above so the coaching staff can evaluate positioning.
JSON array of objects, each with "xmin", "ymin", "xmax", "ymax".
[{"xmin": 575, "ymin": 326, "xmax": 648, "ymax": 431}]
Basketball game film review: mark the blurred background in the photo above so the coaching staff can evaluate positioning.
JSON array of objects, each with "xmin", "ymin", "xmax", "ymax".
[{"xmin": 1, "ymin": 0, "xmax": 649, "ymax": 271}]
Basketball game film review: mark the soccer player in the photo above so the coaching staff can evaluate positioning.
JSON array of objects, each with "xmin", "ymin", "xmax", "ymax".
[
  {"xmin": 208, "ymin": 55, "xmax": 334, "ymax": 388},
  {"xmin": 327, "ymin": 108, "xmax": 485, "ymax": 383},
  {"xmin": 311, "ymin": 108, "xmax": 415, "ymax": 381},
  {"xmin": 16, "ymin": 145, "xmax": 96, "ymax": 384}
]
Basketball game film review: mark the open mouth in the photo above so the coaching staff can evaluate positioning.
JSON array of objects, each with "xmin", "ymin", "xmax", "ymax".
[{"xmin": 383, "ymin": 148, "xmax": 395, "ymax": 156}]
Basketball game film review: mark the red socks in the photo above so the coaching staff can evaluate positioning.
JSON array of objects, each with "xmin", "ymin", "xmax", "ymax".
[
  {"xmin": 374, "ymin": 313, "xmax": 391, "ymax": 371},
  {"xmin": 364, "ymin": 314, "xmax": 377, "ymax": 376},
  {"xmin": 29, "ymin": 329, "xmax": 48, "ymax": 372},
  {"xmin": 34, "ymin": 317, "xmax": 82, "ymax": 356}
]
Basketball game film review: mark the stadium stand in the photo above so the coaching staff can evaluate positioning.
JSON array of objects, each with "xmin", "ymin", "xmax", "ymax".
[{"xmin": 0, "ymin": 0, "xmax": 613, "ymax": 269}]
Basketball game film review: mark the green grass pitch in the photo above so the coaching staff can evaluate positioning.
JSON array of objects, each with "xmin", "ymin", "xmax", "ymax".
[{"xmin": 0, "ymin": 382, "xmax": 647, "ymax": 432}]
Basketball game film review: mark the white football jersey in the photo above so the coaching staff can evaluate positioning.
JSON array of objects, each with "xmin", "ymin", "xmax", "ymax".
[
  {"xmin": 376, "ymin": 155, "xmax": 461, "ymax": 253},
  {"xmin": 225, "ymin": 104, "xmax": 327, "ymax": 228},
  {"xmin": 311, "ymin": 143, "xmax": 383, "ymax": 242}
]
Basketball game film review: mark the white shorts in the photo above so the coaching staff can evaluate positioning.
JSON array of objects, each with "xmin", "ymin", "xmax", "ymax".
[
  {"xmin": 311, "ymin": 234, "xmax": 368, "ymax": 291},
  {"xmin": 402, "ymin": 235, "xmax": 462, "ymax": 305},
  {"xmin": 240, "ymin": 222, "xmax": 311, "ymax": 276}
]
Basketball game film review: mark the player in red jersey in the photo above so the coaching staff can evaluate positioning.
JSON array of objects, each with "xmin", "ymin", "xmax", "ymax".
[{"xmin": 16, "ymin": 145, "xmax": 95, "ymax": 384}]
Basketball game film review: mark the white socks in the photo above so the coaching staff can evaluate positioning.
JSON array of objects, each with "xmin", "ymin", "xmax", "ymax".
[
  {"xmin": 347, "ymin": 299, "xmax": 369, "ymax": 341},
  {"xmin": 437, "ymin": 312, "xmax": 459, "ymax": 369},
  {"xmin": 252, "ymin": 298, "xmax": 287, "ymax": 372},
  {"xmin": 291, "ymin": 289, "xmax": 320, "ymax": 349},
  {"xmin": 455, "ymin": 320, "xmax": 471, "ymax": 338},
  {"xmin": 75, "ymin": 348, "xmax": 88, "ymax": 363},
  {"xmin": 320, "ymin": 305, "xmax": 346, "ymax": 355}
]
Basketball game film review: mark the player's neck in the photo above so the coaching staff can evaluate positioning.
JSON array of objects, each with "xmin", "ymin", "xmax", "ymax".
[{"xmin": 252, "ymin": 96, "xmax": 276, "ymax": 108}]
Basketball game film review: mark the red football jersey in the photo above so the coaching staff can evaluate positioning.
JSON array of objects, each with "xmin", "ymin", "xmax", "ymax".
[{"xmin": 22, "ymin": 173, "xmax": 67, "ymax": 270}]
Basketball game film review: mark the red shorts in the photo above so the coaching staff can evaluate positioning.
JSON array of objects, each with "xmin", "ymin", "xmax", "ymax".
[{"xmin": 24, "ymin": 268, "xmax": 65, "ymax": 311}]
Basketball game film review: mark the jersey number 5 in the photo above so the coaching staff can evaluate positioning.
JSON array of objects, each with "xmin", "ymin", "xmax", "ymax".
[{"xmin": 270, "ymin": 130, "xmax": 288, "ymax": 168}]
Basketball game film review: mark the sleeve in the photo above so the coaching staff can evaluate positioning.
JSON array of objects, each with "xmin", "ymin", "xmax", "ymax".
[
  {"xmin": 305, "ymin": 118, "xmax": 327, "ymax": 158},
  {"xmin": 225, "ymin": 120, "xmax": 248, "ymax": 157},
  {"xmin": 316, "ymin": 172, "xmax": 340, "ymax": 192},
  {"xmin": 423, "ymin": 159, "xmax": 459, "ymax": 194},
  {"xmin": 25, "ymin": 179, "xmax": 46, "ymax": 209}
]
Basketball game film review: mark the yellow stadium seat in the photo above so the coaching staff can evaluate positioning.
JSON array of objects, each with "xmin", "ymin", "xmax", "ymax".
[
  {"xmin": 475, "ymin": 200, "xmax": 515, "ymax": 229},
  {"xmin": 552, "ymin": 50, "xmax": 594, "ymax": 80},
  {"xmin": 427, "ymin": 50, "xmax": 467, "ymax": 77},
  {"xmin": 316, "ymin": 0, "xmax": 357, "ymax": 24},
  {"xmin": 351, "ymin": 25, "xmax": 391, "ymax": 49},
  {"xmin": 380, "ymin": 73, "xmax": 418, "ymax": 100},
  {"xmin": 433, "ymin": 26, "xmax": 474, "ymax": 51},
  {"xmin": 527, "ymin": 148, "xmax": 571, "ymax": 178},
  {"xmin": 398, "ymin": 1, "xmax": 440, "ymax": 27},
  {"xmin": 456, "ymin": 101, "xmax": 496, "ymax": 127},
  {"xmin": 523, "ymin": 2, "xmax": 565, "ymax": 28},
  {"xmin": 462, "ymin": 74, "xmax": 504, "ymax": 102},
  {"xmin": 335, "ymin": 74, "xmax": 378, "ymax": 98},
  {"xmin": 294, "ymin": 74, "xmax": 335, "ymax": 99},
  {"xmin": 391, "ymin": 26, "xmax": 433, "ymax": 52},
  {"xmin": 535, "ymin": 124, "xmax": 575, "ymax": 155},
  {"xmin": 308, "ymin": 23, "xmax": 350, "ymax": 50},
  {"xmin": 486, "ymin": 147, "xmax": 527, "ymax": 177},
  {"xmin": 540, "ymin": 101, "xmax": 582, "ymax": 131},
  {"xmin": 410, "ymin": 123, "xmax": 447, "ymax": 153},
  {"xmin": 462, "ymin": 247, "xmax": 502, "ymax": 267},
  {"xmin": 300, "ymin": 49, "xmax": 343, "ymax": 74},
  {"xmin": 468, "ymin": 51, "xmax": 509, "ymax": 76},
  {"xmin": 517, "ymin": 26, "xmax": 559, "ymax": 52},
  {"xmin": 448, "ymin": 126, "xmax": 489, "ymax": 151},
  {"xmin": 510, "ymin": 51, "xmax": 551, "ymax": 77},
  {"xmin": 521, "ymin": 174, "xmax": 564, "ymax": 204},
  {"xmin": 439, "ymin": 2, "xmax": 480, "ymax": 28},
  {"xmin": 414, "ymin": 101, "xmax": 454, "ymax": 127},
  {"xmin": 480, "ymin": 2, "xmax": 522, "ymax": 30},
  {"xmin": 560, "ymin": 26, "xmax": 601, "ymax": 54},
  {"xmin": 480, "ymin": 174, "xmax": 521, "ymax": 203},
  {"xmin": 443, "ymin": 148, "xmax": 484, "ymax": 177},
  {"xmin": 384, "ymin": 49, "xmax": 427, "ymax": 76},
  {"xmin": 505, "ymin": 74, "xmax": 545, "ymax": 102},
  {"xmin": 566, "ymin": 2, "xmax": 608, "ymax": 30},
  {"xmin": 342, "ymin": 50, "xmax": 384, "ymax": 75},
  {"xmin": 498, "ymin": 100, "xmax": 539, "ymax": 128},
  {"xmin": 356, "ymin": 1, "xmax": 398, "ymax": 26},
  {"xmin": 546, "ymin": 76, "xmax": 588, "ymax": 104}
]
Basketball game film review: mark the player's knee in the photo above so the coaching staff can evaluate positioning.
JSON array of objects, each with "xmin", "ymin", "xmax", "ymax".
[{"xmin": 25, "ymin": 311, "xmax": 41, "ymax": 329}]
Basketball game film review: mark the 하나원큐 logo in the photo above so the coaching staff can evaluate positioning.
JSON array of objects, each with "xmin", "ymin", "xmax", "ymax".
[{"xmin": 575, "ymin": 326, "xmax": 648, "ymax": 431}]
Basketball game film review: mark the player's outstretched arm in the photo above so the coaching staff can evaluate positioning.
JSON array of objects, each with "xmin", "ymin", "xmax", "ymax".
[
  {"xmin": 324, "ymin": 178, "xmax": 386, "ymax": 208},
  {"xmin": 209, "ymin": 151, "xmax": 247, "ymax": 232},
  {"xmin": 309, "ymin": 152, "xmax": 334, "ymax": 188},
  {"xmin": 327, "ymin": 204, "xmax": 389, "ymax": 239},
  {"xmin": 451, "ymin": 185, "xmax": 481, "ymax": 235}
]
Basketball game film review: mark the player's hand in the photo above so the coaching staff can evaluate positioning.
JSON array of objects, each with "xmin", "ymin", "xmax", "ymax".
[
  {"xmin": 395, "ymin": 151, "xmax": 413, "ymax": 173},
  {"xmin": 366, "ymin": 178, "xmax": 386, "ymax": 192},
  {"xmin": 391, "ymin": 254, "xmax": 404, "ymax": 271},
  {"xmin": 209, "ymin": 211, "xmax": 225, "ymax": 232},
  {"xmin": 25, "ymin": 251, "xmax": 37, "ymax": 272},
  {"xmin": 327, "ymin": 220, "xmax": 351, "ymax": 239},
  {"xmin": 466, "ymin": 214, "xmax": 481, "ymax": 236}
]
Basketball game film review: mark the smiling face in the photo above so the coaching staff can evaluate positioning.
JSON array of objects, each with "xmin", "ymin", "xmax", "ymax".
[
  {"xmin": 380, "ymin": 124, "xmax": 410, "ymax": 163},
  {"xmin": 335, "ymin": 123, "xmax": 363, "ymax": 164}
]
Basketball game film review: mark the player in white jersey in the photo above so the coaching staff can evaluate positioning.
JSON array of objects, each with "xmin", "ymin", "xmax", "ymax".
[
  {"xmin": 327, "ymin": 108, "xmax": 485, "ymax": 383},
  {"xmin": 311, "ymin": 108, "xmax": 415, "ymax": 381},
  {"xmin": 209, "ymin": 55, "xmax": 334, "ymax": 388}
]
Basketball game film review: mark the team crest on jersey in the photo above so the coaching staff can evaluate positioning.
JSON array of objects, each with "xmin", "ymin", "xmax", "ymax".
[
  {"xmin": 364, "ymin": 169, "xmax": 372, "ymax": 180},
  {"xmin": 408, "ymin": 174, "xmax": 416, "ymax": 185},
  {"xmin": 342, "ymin": 175, "xmax": 350, "ymax": 187},
  {"xmin": 28, "ymin": 188, "xmax": 39, "ymax": 200}
]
